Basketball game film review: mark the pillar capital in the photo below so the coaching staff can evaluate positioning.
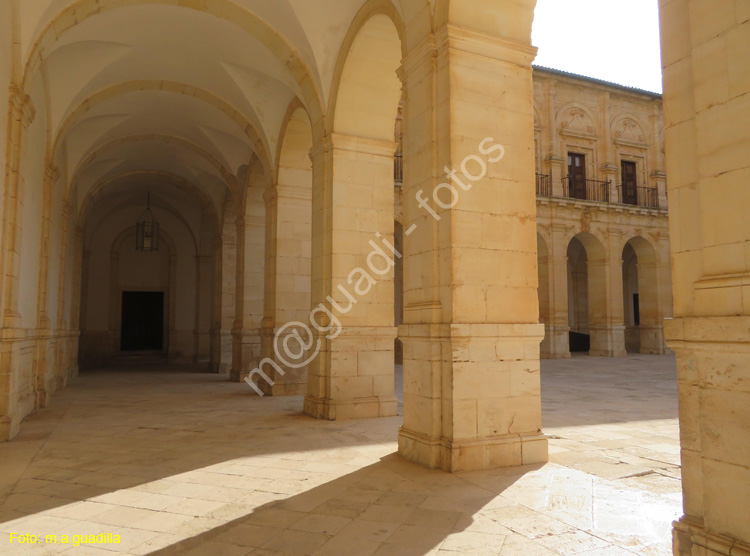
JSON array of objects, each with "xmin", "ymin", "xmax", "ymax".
[
  {"xmin": 10, "ymin": 86, "xmax": 36, "ymax": 128},
  {"xmin": 44, "ymin": 163, "xmax": 61, "ymax": 184},
  {"xmin": 397, "ymin": 34, "xmax": 437, "ymax": 83},
  {"xmin": 266, "ymin": 184, "xmax": 311, "ymax": 205},
  {"xmin": 235, "ymin": 214, "xmax": 263, "ymax": 229}
]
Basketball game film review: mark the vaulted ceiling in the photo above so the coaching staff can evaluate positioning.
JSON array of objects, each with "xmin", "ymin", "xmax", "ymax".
[{"xmin": 16, "ymin": 0, "xmax": 425, "ymax": 226}]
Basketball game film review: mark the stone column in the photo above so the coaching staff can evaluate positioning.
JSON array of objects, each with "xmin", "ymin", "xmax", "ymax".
[
  {"xmin": 35, "ymin": 163, "xmax": 60, "ymax": 331},
  {"xmin": 599, "ymin": 92, "xmax": 619, "ymax": 202},
  {"xmin": 537, "ymin": 244, "xmax": 552, "ymax": 358},
  {"xmin": 649, "ymin": 103, "xmax": 668, "ymax": 209},
  {"xmin": 660, "ymin": 1, "xmax": 750, "ymax": 554},
  {"xmin": 54, "ymin": 203, "xmax": 72, "ymax": 386},
  {"xmin": 108, "ymin": 250, "xmax": 120, "ymax": 357},
  {"xmin": 396, "ymin": 21, "xmax": 547, "ymax": 472},
  {"xmin": 33, "ymin": 163, "xmax": 61, "ymax": 407},
  {"xmin": 211, "ymin": 227, "xmax": 235, "ymax": 373},
  {"xmin": 544, "ymin": 81, "xmax": 565, "ymax": 198},
  {"xmin": 304, "ymin": 133, "xmax": 398, "ymax": 420},
  {"xmin": 546, "ymin": 225, "xmax": 571, "ymax": 358},
  {"xmin": 194, "ymin": 252, "xmax": 212, "ymax": 362},
  {"xmin": 259, "ymin": 183, "xmax": 312, "ymax": 396},
  {"xmin": 588, "ymin": 240, "xmax": 626, "ymax": 357},
  {"xmin": 166, "ymin": 252, "xmax": 177, "ymax": 358},
  {"xmin": 636, "ymin": 258, "xmax": 665, "ymax": 354},
  {"xmin": 650, "ymin": 170, "xmax": 668, "ymax": 209},
  {"xmin": 230, "ymin": 213, "xmax": 264, "ymax": 382},
  {"xmin": 69, "ymin": 227, "xmax": 83, "ymax": 377}
]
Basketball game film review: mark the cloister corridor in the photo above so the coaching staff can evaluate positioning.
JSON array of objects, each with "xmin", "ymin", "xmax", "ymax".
[{"xmin": 0, "ymin": 355, "xmax": 680, "ymax": 556}]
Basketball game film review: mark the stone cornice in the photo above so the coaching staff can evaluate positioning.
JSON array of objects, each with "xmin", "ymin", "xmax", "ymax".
[
  {"xmin": 434, "ymin": 24, "xmax": 537, "ymax": 67},
  {"xmin": 234, "ymin": 213, "xmax": 265, "ymax": 229},
  {"xmin": 268, "ymin": 184, "xmax": 312, "ymax": 204},
  {"xmin": 329, "ymin": 132, "xmax": 397, "ymax": 158},
  {"xmin": 398, "ymin": 34, "xmax": 437, "ymax": 82}
]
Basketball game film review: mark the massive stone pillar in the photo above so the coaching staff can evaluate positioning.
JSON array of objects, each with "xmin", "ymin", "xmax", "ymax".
[
  {"xmin": 660, "ymin": 1, "xmax": 750, "ymax": 554},
  {"xmin": 230, "ymin": 173, "xmax": 265, "ymax": 382},
  {"xmin": 635, "ymin": 258, "xmax": 665, "ymax": 354},
  {"xmin": 211, "ymin": 210, "xmax": 236, "ymax": 374},
  {"xmin": 589, "ymin": 233, "xmax": 626, "ymax": 357},
  {"xmin": 259, "ymin": 183, "xmax": 312, "ymax": 395},
  {"xmin": 304, "ymin": 134, "xmax": 398, "ymax": 420},
  {"xmin": 396, "ymin": 11, "xmax": 547, "ymax": 472}
]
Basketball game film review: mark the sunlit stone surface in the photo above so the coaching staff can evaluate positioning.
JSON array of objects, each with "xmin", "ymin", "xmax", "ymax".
[{"xmin": 0, "ymin": 355, "xmax": 679, "ymax": 555}]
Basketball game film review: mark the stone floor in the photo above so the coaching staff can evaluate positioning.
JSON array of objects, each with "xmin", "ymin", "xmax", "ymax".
[{"xmin": 0, "ymin": 354, "xmax": 681, "ymax": 556}]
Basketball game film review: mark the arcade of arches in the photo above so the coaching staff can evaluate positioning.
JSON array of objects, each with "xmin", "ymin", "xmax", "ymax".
[{"xmin": 0, "ymin": 1, "xmax": 748, "ymax": 555}]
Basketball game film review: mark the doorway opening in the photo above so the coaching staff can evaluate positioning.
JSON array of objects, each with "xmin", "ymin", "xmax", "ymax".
[{"xmin": 120, "ymin": 291, "xmax": 165, "ymax": 351}]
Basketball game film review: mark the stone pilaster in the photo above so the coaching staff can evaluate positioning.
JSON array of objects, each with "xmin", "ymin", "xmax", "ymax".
[{"xmin": 1, "ymin": 87, "xmax": 35, "ymax": 328}]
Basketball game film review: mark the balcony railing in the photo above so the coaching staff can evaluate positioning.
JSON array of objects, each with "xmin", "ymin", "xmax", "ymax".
[
  {"xmin": 616, "ymin": 185, "xmax": 658, "ymax": 208},
  {"xmin": 536, "ymin": 173, "xmax": 551, "ymax": 197},
  {"xmin": 535, "ymin": 176, "xmax": 661, "ymax": 209},
  {"xmin": 562, "ymin": 177, "xmax": 611, "ymax": 203}
]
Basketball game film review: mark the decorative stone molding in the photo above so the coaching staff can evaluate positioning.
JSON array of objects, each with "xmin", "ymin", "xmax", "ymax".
[
  {"xmin": 44, "ymin": 163, "xmax": 61, "ymax": 184},
  {"xmin": 10, "ymin": 86, "xmax": 36, "ymax": 128},
  {"xmin": 559, "ymin": 106, "xmax": 596, "ymax": 139},
  {"xmin": 329, "ymin": 132, "xmax": 397, "ymax": 158},
  {"xmin": 434, "ymin": 24, "xmax": 537, "ymax": 68},
  {"xmin": 613, "ymin": 117, "xmax": 647, "ymax": 147},
  {"xmin": 673, "ymin": 516, "xmax": 750, "ymax": 556}
]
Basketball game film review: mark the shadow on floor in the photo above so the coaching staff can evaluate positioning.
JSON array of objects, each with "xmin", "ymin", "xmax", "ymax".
[{"xmin": 144, "ymin": 454, "xmax": 534, "ymax": 556}]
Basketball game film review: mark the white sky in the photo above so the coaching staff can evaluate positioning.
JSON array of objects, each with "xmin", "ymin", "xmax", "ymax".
[{"xmin": 532, "ymin": 0, "xmax": 663, "ymax": 93}]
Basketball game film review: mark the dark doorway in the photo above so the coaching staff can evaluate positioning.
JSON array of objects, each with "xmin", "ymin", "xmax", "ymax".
[
  {"xmin": 633, "ymin": 293, "xmax": 640, "ymax": 326},
  {"xmin": 569, "ymin": 331, "xmax": 591, "ymax": 352},
  {"xmin": 568, "ymin": 152, "xmax": 587, "ymax": 199},
  {"xmin": 121, "ymin": 291, "xmax": 164, "ymax": 351},
  {"xmin": 621, "ymin": 160, "xmax": 638, "ymax": 205}
]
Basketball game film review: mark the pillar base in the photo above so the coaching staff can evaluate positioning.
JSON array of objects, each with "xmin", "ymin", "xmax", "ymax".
[
  {"xmin": 540, "ymin": 325, "xmax": 571, "ymax": 359},
  {"xmin": 589, "ymin": 324, "xmax": 627, "ymax": 357},
  {"xmin": 258, "ymin": 327, "xmax": 309, "ymax": 396},
  {"xmin": 230, "ymin": 328, "xmax": 261, "ymax": 382},
  {"xmin": 0, "ymin": 416, "xmax": 19, "ymax": 442},
  {"xmin": 304, "ymin": 394, "xmax": 398, "ymax": 420},
  {"xmin": 639, "ymin": 324, "xmax": 666, "ymax": 354},
  {"xmin": 230, "ymin": 368, "xmax": 249, "ymax": 382},
  {"xmin": 262, "ymin": 382, "xmax": 307, "ymax": 396},
  {"xmin": 673, "ymin": 516, "xmax": 750, "ymax": 556},
  {"xmin": 398, "ymin": 427, "xmax": 548, "ymax": 472}
]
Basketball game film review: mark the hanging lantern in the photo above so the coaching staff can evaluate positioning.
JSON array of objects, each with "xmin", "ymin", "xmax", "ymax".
[{"xmin": 136, "ymin": 193, "xmax": 159, "ymax": 252}]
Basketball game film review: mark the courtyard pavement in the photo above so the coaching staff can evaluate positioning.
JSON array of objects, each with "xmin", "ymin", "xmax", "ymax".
[{"xmin": 0, "ymin": 355, "xmax": 681, "ymax": 555}]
